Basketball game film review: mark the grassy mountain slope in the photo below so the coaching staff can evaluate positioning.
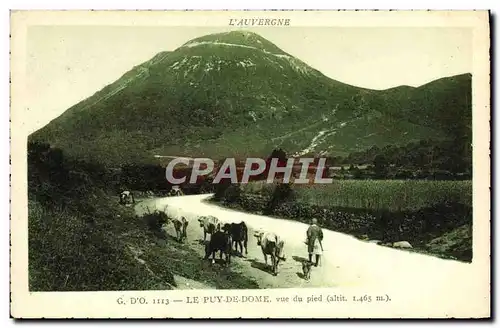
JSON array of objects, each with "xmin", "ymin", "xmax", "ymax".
[{"xmin": 30, "ymin": 31, "xmax": 471, "ymax": 166}]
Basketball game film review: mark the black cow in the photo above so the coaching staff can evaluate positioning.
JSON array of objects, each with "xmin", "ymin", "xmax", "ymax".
[
  {"xmin": 204, "ymin": 230, "xmax": 232, "ymax": 266},
  {"xmin": 222, "ymin": 222, "xmax": 248, "ymax": 256}
]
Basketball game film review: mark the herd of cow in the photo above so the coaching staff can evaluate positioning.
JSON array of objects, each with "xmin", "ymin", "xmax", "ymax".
[{"xmin": 170, "ymin": 215, "xmax": 287, "ymax": 276}]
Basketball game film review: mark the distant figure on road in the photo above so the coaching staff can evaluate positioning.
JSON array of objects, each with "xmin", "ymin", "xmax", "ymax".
[{"xmin": 306, "ymin": 218, "xmax": 324, "ymax": 267}]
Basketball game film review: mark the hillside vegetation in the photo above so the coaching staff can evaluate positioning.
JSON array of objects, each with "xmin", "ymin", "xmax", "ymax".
[{"xmin": 28, "ymin": 141, "xmax": 258, "ymax": 291}]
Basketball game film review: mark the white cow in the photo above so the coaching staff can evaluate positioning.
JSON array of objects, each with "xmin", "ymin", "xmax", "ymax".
[{"xmin": 197, "ymin": 215, "xmax": 220, "ymax": 242}]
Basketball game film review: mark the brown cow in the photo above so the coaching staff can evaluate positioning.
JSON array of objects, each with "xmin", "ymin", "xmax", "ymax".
[{"xmin": 253, "ymin": 230, "xmax": 286, "ymax": 276}]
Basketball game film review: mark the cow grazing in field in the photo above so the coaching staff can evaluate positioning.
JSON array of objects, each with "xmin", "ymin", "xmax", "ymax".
[
  {"xmin": 204, "ymin": 230, "xmax": 232, "ymax": 265},
  {"xmin": 119, "ymin": 190, "xmax": 135, "ymax": 205},
  {"xmin": 253, "ymin": 231, "xmax": 286, "ymax": 276},
  {"xmin": 172, "ymin": 216, "xmax": 189, "ymax": 242},
  {"xmin": 222, "ymin": 222, "xmax": 248, "ymax": 256},
  {"xmin": 197, "ymin": 215, "xmax": 220, "ymax": 242}
]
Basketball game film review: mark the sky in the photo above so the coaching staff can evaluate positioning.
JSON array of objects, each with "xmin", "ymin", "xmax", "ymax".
[{"xmin": 25, "ymin": 26, "xmax": 472, "ymax": 134}]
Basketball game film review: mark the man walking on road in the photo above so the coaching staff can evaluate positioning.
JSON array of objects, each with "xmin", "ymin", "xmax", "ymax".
[{"xmin": 306, "ymin": 218, "xmax": 324, "ymax": 267}]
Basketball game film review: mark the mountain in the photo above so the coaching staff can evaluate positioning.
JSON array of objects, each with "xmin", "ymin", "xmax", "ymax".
[{"xmin": 29, "ymin": 31, "xmax": 472, "ymax": 166}]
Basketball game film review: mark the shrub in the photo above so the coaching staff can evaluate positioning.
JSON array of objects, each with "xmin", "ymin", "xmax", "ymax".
[
  {"xmin": 264, "ymin": 182, "xmax": 295, "ymax": 215},
  {"xmin": 274, "ymin": 182, "xmax": 295, "ymax": 201},
  {"xmin": 213, "ymin": 179, "xmax": 232, "ymax": 200},
  {"xmin": 224, "ymin": 184, "xmax": 241, "ymax": 203}
]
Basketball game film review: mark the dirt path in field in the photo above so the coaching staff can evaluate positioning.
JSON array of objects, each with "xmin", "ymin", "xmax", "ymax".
[
  {"xmin": 135, "ymin": 194, "xmax": 485, "ymax": 315},
  {"xmin": 137, "ymin": 197, "xmax": 329, "ymax": 289},
  {"xmin": 136, "ymin": 195, "xmax": 475, "ymax": 281}
]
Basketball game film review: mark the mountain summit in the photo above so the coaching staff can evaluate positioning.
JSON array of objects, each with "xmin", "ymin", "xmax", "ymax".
[
  {"xmin": 180, "ymin": 31, "xmax": 290, "ymax": 56},
  {"xmin": 30, "ymin": 31, "xmax": 472, "ymax": 166}
]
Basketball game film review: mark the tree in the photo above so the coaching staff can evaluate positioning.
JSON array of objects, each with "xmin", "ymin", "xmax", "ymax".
[
  {"xmin": 265, "ymin": 148, "xmax": 288, "ymax": 181},
  {"xmin": 352, "ymin": 167, "xmax": 362, "ymax": 179},
  {"xmin": 268, "ymin": 148, "xmax": 287, "ymax": 162}
]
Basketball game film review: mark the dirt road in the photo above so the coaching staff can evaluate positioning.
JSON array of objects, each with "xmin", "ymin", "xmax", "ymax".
[{"xmin": 135, "ymin": 194, "xmax": 482, "ymax": 297}]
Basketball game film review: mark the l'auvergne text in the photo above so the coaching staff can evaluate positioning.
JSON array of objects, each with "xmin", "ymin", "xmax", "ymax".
[{"xmin": 229, "ymin": 18, "xmax": 291, "ymax": 26}]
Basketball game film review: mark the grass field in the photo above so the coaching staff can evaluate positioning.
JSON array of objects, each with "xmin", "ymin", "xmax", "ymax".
[{"xmin": 240, "ymin": 179, "xmax": 472, "ymax": 211}]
